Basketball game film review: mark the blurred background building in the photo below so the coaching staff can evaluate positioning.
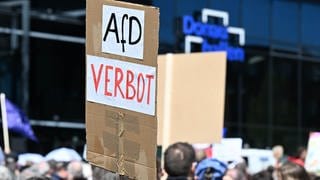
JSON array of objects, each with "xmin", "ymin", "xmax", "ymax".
[{"xmin": 0, "ymin": 0, "xmax": 320, "ymax": 155}]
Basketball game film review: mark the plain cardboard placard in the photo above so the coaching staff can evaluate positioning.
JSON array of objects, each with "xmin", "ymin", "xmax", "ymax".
[
  {"xmin": 86, "ymin": 0, "xmax": 159, "ymax": 179},
  {"xmin": 157, "ymin": 52, "xmax": 227, "ymax": 148}
]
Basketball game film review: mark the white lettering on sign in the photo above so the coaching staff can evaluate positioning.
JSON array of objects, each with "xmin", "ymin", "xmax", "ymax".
[
  {"xmin": 102, "ymin": 5, "xmax": 144, "ymax": 59},
  {"xmin": 86, "ymin": 55, "xmax": 156, "ymax": 116}
]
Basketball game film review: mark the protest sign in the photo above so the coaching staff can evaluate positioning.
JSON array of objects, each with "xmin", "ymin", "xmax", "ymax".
[
  {"xmin": 305, "ymin": 132, "xmax": 320, "ymax": 176},
  {"xmin": 157, "ymin": 52, "xmax": 227, "ymax": 148},
  {"xmin": 212, "ymin": 138, "xmax": 243, "ymax": 163},
  {"xmin": 86, "ymin": 0, "xmax": 159, "ymax": 178}
]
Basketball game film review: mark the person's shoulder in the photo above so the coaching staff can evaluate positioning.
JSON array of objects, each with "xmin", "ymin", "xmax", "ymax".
[{"xmin": 167, "ymin": 176, "xmax": 189, "ymax": 180}]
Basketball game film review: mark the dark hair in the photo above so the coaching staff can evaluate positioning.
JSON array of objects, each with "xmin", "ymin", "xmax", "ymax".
[
  {"xmin": 277, "ymin": 161, "xmax": 310, "ymax": 180},
  {"xmin": 225, "ymin": 167, "xmax": 247, "ymax": 180},
  {"xmin": 295, "ymin": 146, "xmax": 306, "ymax": 159},
  {"xmin": 26, "ymin": 176, "xmax": 50, "ymax": 180},
  {"xmin": 164, "ymin": 142, "xmax": 195, "ymax": 177},
  {"xmin": 252, "ymin": 166, "xmax": 274, "ymax": 180}
]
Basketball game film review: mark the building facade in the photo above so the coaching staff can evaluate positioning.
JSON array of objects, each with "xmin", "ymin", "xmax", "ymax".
[{"xmin": 154, "ymin": 0, "xmax": 320, "ymax": 153}]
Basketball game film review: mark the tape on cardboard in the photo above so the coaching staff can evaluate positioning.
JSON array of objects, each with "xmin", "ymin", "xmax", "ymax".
[
  {"xmin": 103, "ymin": 109, "xmax": 144, "ymax": 176},
  {"xmin": 105, "ymin": 110, "xmax": 120, "ymax": 129},
  {"xmin": 124, "ymin": 139, "xmax": 141, "ymax": 161},
  {"xmin": 103, "ymin": 131, "xmax": 118, "ymax": 156}
]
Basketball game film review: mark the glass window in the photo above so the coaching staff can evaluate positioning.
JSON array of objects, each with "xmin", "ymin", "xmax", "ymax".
[
  {"xmin": 155, "ymin": 0, "xmax": 210, "ymax": 48},
  {"xmin": 0, "ymin": 54, "xmax": 15, "ymax": 99},
  {"xmin": 0, "ymin": 35, "xmax": 19, "ymax": 101},
  {"xmin": 272, "ymin": 129, "xmax": 299, "ymax": 155},
  {"xmin": 302, "ymin": 61, "xmax": 320, "ymax": 129},
  {"xmin": 301, "ymin": 3, "xmax": 320, "ymax": 47},
  {"xmin": 224, "ymin": 126, "xmax": 240, "ymax": 138},
  {"xmin": 153, "ymin": 0, "xmax": 176, "ymax": 44},
  {"xmin": 272, "ymin": 0, "xmax": 299, "ymax": 49},
  {"xmin": 301, "ymin": 131, "xmax": 310, "ymax": 148},
  {"xmin": 244, "ymin": 127, "xmax": 269, "ymax": 149},
  {"xmin": 242, "ymin": 0, "xmax": 270, "ymax": 46},
  {"xmin": 174, "ymin": 0, "xmax": 209, "ymax": 17},
  {"xmin": 224, "ymin": 61, "xmax": 240, "ymax": 125},
  {"xmin": 244, "ymin": 49, "xmax": 269, "ymax": 125},
  {"xmin": 29, "ymin": 39, "xmax": 85, "ymax": 121},
  {"xmin": 209, "ymin": 0, "xmax": 241, "ymax": 26},
  {"xmin": 273, "ymin": 58, "xmax": 297, "ymax": 127}
]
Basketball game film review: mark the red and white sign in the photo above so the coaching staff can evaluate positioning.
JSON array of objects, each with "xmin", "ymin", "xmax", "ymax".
[{"xmin": 86, "ymin": 55, "xmax": 156, "ymax": 115}]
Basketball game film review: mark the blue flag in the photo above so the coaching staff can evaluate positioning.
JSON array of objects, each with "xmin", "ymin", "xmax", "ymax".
[{"xmin": 5, "ymin": 98, "xmax": 38, "ymax": 142}]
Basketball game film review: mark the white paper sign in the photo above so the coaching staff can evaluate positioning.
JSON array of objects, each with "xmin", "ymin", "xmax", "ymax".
[
  {"xmin": 86, "ymin": 55, "xmax": 156, "ymax": 115},
  {"xmin": 102, "ymin": 5, "xmax": 145, "ymax": 59},
  {"xmin": 212, "ymin": 138, "xmax": 243, "ymax": 162},
  {"xmin": 305, "ymin": 132, "xmax": 320, "ymax": 175}
]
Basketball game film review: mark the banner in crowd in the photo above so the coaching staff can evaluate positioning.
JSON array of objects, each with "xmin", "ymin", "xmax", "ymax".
[{"xmin": 5, "ymin": 98, "xmax": 37, "ymax": 141}]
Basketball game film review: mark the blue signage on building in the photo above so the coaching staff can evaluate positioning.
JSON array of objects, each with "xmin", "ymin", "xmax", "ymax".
[
  {"xmin": 182, "ymin": 9, "xmax": 245, "ymax": 62},
  {"xmin": 183, "ymin": 15, "xmax": 229, "ymax": 40}
]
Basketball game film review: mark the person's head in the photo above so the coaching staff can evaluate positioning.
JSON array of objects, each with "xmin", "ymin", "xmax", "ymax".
[
  {"xmin": 5, "ymin": 152, "xmax": 17, "ymax": 173},
  {"xmin": 0, "ymin": 166, "xmax": 13, "ymax": 180},
  {"xmin": 37, "ymin": 162, "xmax": 50, "ymax": 177},
  {"xmin": 272, "ymin": 145, "xmax": 284, "ymax": 161},
  {"xmin": 164, "ymin": 142, "xmax": 195, "ymax": 177},
  {"xmin": 20, "ymin": 162, "xmax": 50, "ymax": 180},
  {"xmin": 222, "ymin": 168, "xmax": 246, "ymax": 180},
  {"xmin": 50, "ymin": 162, "xmax": 68, "ymax": 179},
  {"xmin": 251, "ymin": 166, "xmax": 274, "ymax": 180},
  {"xmin": 195, "ymin": 158, "xmax": 227, "ymax": 180},
  {"xmin": 296, "ymin": 147, "xmax": 307, "ymax": 162},
  {"xmin": 46, "ymin": 160, "xmax": 57, "ymax": 175},
  {"xmin": 195, "ymin": 149, "xmax": 206, "ymax": 163},
  {"xmin": 276, "ymin": 161, "xmax": 310, "ymax": 180},
  {"xmin": 25, "ymin": 176, "xmax": 50, "ymax": 180},
  {"xmin": 67, "ymin": 161, "xmax": 84, "ymax": 180}
]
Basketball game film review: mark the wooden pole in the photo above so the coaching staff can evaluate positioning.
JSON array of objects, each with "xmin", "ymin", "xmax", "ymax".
[{"xmin": 0, "ymin": 93, "xmax": 11, "ymax": 154}]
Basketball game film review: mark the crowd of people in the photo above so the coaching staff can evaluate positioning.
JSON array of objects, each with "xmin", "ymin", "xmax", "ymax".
[
  {"xmin": 159, "ymin": 142, "xmax": 318, "ymax": 180},
  {"xmin": 0, "ymin": 143, "xmax": 316, "ymax": 180},
  {"xmin": 0, "ymin": 153, "xmax": 92, "ymax": 180}
]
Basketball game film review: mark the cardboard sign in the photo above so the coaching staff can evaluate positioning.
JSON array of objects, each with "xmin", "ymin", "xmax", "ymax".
[
  {"xmin": 305, "ymin": 132, "xmax": 320, "ymax": 176},
  {"xmin": 86, "ymin": 55, "xmax": 156, "ymax": 115},
  {"xmin": 86, "ymin": 0, "xmax": 159, "ymax": 179},
  {"xmin": 157, "ymin": 52, "xmax": 226, "ymax": 148}
]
